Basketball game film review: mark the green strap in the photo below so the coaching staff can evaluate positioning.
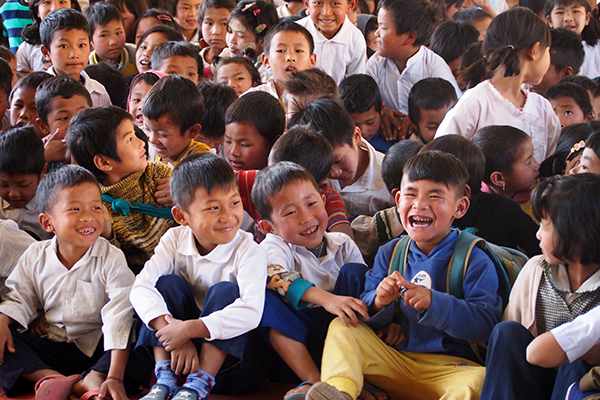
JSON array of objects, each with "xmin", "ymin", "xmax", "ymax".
[
  {"xmin": 388, "ymin": 235, "xmax": 412, "ymax": 276},
  {"xmin": 102, "ymin": 194, "xmax": 174, "ymax": 220},
  {"xmin": 448, "ymin": 231, "xmax": 485, "ymax": 299}
]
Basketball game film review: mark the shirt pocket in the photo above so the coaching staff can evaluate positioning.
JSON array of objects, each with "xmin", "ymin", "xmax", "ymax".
[{"xmin": 71, "ymin": 278, "xmax": 107, "ymax": 321}]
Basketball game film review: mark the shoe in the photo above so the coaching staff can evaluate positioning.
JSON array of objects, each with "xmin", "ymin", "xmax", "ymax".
[
  {"xmin": 171, "ymin": 387, "xmax": 199, "ymax": 400},
  {"xmin": 141, "ymin": 384, "xmax": 172, "ymax": 400},
  {"xmin": 34, "ymin": 374, "xmax": 79, "ymax": 400},
  {"xmin": 80, "ymin": 390, "xmax": 101, "ymax": 400},
  {"xmin": 306, "ymin": 382, "xmax": 348, "ymax": 400},
  {"xmin": 284, "ymin": 382, "xmax": 313, "ymax": 400}
]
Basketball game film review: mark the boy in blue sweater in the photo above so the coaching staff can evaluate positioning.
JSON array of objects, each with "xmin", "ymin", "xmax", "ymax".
[{"xmin": 306, "ymin": 150, "xmax": 502, "ymax": 400}]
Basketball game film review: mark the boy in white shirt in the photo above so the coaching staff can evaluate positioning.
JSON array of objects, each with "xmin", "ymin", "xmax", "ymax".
[
  {"xmin": 130, "ymin": 153, "xmax": 268, "ymax": 400},
  {"xmin": 0, "ymin": 165, "xmax": 141, "ymax": 400},
  {"xmin": 0, "ymin": 220, "xmax": 34, "ymax": 300}
]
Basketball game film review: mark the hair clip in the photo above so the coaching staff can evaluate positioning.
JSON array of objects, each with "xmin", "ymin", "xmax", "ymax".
[
  {"xmin": 255, "ymin": 23, "xmax": 267, "ymax": 33},
  {"xmin": 570, "ymin": 140, "xmax": 586, "ymax": 154},
  {"xmin": 157, "ymin": 14, "xmax": 172, "ymax": 21},
  {"xmin": 253, "ymin": 8, "xmax": 261, "ymax": 16},
  {"xmin": 508, "ymin": 44, "xmax": 515, "ymax": 50},
  {"xmin": 241, "ymin": 2, "xmax": 256, "ymax": 12}
]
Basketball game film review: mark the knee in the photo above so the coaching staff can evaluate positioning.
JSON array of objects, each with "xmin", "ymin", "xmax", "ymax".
[
  {"xmin": 339, "ymin": 263, "xmax": 368, "ymax": 277},
  {"xmin": 155, "ymin": 274, "xmax": 188, "ymax": 294},
  {"xmin": 204, "ymin": 281, "xmax": 240, "ymax": 309}
]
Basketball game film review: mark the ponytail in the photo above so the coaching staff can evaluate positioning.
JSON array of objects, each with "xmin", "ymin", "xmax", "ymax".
[{"xmin": 581, "ymin": 7, "xmax": 600, "ymax": 46}]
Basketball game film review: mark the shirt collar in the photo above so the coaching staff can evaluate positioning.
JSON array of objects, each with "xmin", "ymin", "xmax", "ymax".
[{"xmin": 178, "ymin": 226, "xmax": 242, "ymax": 263}]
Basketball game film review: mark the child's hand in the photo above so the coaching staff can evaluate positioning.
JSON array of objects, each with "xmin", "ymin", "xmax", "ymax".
[
  {"xmin": 171, "ymin": 340, "xmax": 199, "ymax": 375},
  {"xmin": 101, "ymin": 204, "xmax": 113, "ymax": 239},
  {"xmin": 28, "ymin": 315, "xmax": 48, "ymax": 336},
  {"xmin": 374, "ymin": 271, "xmax": 403, "ymax": 309},
  {"xmin": 155, "ymin": 178, "xmax": 173, "ymax": 207},
  {"xmin": 99, "ymin": 377, "xmax": 127, "ymax": 400},
  {"xmin": 379, "ymin": 108, "xmax": 410, "ymax": 141},
  {"xmin": 399, "ymin": 279, "xmax": 432, "ymax": 311},
  {"xmin": 0, "ymin": 315, "xmax": 15, "ymax": 365},
  {"xmin": 376, "ymin": 323, "xmax": 405, "ymax": 346},
  {"xmin": 43, "ymin": 129, "xmax": 68, "ymax": 163},
  {"xmin": 321, "ymin": 293, "xmax": 369, "ymax": 327},
  {"xmin": 156, "ymin": 315, "xmax": 191, "ymax": 352}
]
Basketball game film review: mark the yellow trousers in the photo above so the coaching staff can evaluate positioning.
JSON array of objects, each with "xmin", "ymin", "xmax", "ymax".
[{"xmin": 321, "ymin": 319, "xmax": 486, "ymax": 400}]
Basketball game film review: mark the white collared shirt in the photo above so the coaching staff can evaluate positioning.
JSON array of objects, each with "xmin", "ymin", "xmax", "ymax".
[
  {"xmin": 46, "ymin": 67, "xmax": 111, "ymax": 107},
  {"xmin": 553, "ymin": 304, "xmax": 600, "ymax": 363},
  {"xmin": 581, "ymin": 41, "xmax": 600, "ymax": 79},
  {"xmin": 243, "ymin": 76, "xmax": 279, "ymax": 99},
  {"xmin": 261, "ymin": 231, "xmax": 364, "ymax": 293},
  {"xmin": 0, "ymin": 219, "xmax": 35, "ymax": 300},
  {"xmin": 0, "ymin": 196, "xmax": 52, "ymax": 240},
  {"xmin": 326, "ymin": 140, "xmax": 395, "ymax": 218},
  {"xmin": 296, "ymin": 16, "xmax": 366, "ymax": 86},
  {"xmin": 366, "ymin": 46, "xmax": 461, "ymax": 114},
  {"xmin": 0, "ymin": 237, "xmax": 135, "ymax": 356},
  {"xmin": 130, "ymin": 227, "xmax": 267, "ymax": 340}
]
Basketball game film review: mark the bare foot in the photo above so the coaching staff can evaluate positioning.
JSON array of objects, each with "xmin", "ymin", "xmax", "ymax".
[{"xmin": 72, "ymin": 370, "xmax": 105, "ymax": 399}]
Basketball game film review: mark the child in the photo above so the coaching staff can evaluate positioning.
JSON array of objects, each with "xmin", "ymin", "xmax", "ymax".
[
  {"xmin": 128, "ymin": 70, "xmax": 166, "ymax": 128},
  {"xmin": 0, "ymin": 0, "xmax": 31, "ymax": 53},
  {"xmin": 143, "ymin": 75, "xmax": 211, "ymax": 166},
  {"xmin": 196, "ymin": 81, "xmax": 238, "ymax": 149},
  {"xmin": 296, "ymin": 0, "xmax": 366, "ymax": 86},
  {"xmin": 480, "ymin": 174, "xmax": 600, "ymax": 400},
  {"xmin": 429, "ymin": 20, "xmax": 479, "ymax": 79},
  {"xmin": 131, "ymin": 152, "xmax": 268, "ymax": 400},
  {"xmin": 304, "ymin": 150, "xmax": 502, "ymax": 400},
  {"xmin": 546, "ymin": 81, "xmax": 594, "ymax": 128},
  {"xmin": 0, "ymin": 126, "xmax": 50, "ymax": 240},
  {"xmin": 132, "ymin": 8, "xmax": 179, "ymax": 44},
  {"xmin": 453, "ymin": 7, "xmax": 493, "ymax": 41},
  {"xmin": 66, "ymin": 105, "xmax": 176, "ymax": 272},
  {"xmin": 8, "ymin": 71, "xmax": 52, "ymax": 136},
  {"xmin": 531, "ymin": 28, "xmax": 585, "ymax": 96},
  {"xmin": 570, "ymin": 131, "xmax": 600, "ymax": 175},
  {"xmin": 366, "ymin": 0, "xmax": 460, "ymax": 115},
  {"xmin": 0, "ymin": 46, "xmax": 18, "ymax": 88},
  {"xmin": 0, "ymin": 58, "xmax": 12, "ymax": 130},
  {"xmin": 198, "ymin": 0, "xmax": 235, "ymax": 78},
  {"xmin": 251, "ymin": 161, "xmax": 367, "ymax": 399},
  {"xmin": 214, "ymin": 56, "xmax": 262, "ymax": 96},
  {"xmin": 277, "ymin": 0, "xmax": 304, "ymax": 18},
  {"xmin": 0, "ymin": 165, "xmax": 146, "ymax": 400},
  {"xmin": 0, "ymin": 219, "xmax": 35, "ymax": 300},
  {"xmin": 283, "ymin": 67, "xmax": 338, "ymax": 122},
  {"xmin": 40, "ymin": 8, "xmax": 112, "ymax": 106},
  {"xmin": 171, "ymin": 0, "xmax": 202, "ymax": 42},
  {"xmin": 149, "ymin": 40, "xmax": 202, "ymax": 83},
  {"xmin": 288, "ymin": 97, "xmax": 395, "ymax": 218},
  {"xmin": 224, "ymin": 91, "xmax": 285, "ymax": 171},
  {"xmin": 106, "ymin": 0, "xmax": 148, "ymax": 43},
  {"xmin": 437, "ymin": 7, "xmax": 560, "ymax": 165},
  {"xmin": 84, "ymin": 2, "xmax": 138, "ymax": 78},
  {"xmin": 135, "ymin": 25, "xmax": 184, "ymax": 73}
]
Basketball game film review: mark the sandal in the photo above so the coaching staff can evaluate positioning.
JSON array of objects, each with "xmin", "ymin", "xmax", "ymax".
[
  {"xmin": 34, "ymin": 374, "xmax": 79, "ymax": 400},
  {"xmin": 306, "ymin": 382, "xmax": 347, "ymax": 400},
  {"xmin": 284, "ymin": 382, "xmax": 314, "ymax": 400},
  {"xmin": 80, "ymin": 390, "xmax": 101, "ymax": 400}
]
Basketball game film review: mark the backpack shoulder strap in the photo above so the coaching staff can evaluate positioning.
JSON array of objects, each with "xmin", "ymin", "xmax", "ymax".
[
  {"xmin": 447, "ymin": 231, "xmax": 486, "ymax": 299},
  {"xmin": 388, "ymin": 235, "xmax": 412, "ymax": 277}
]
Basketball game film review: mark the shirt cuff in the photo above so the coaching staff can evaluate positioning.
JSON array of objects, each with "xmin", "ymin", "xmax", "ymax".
[{"xmin": 286, "ymin": 278, "xmax": 315, "ymax": 309}]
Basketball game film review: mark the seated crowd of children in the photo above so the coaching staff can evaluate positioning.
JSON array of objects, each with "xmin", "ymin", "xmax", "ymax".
[{"xmin": 3, "ymin": 0, "xmax": 600, "ymax": 399}]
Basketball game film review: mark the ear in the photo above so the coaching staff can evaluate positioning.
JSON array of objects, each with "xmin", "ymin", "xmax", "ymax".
[
  {"xmin": 391, "ymin": 187, "xmax": 398, "ymax": 198},
  {"xmin": 39, "ymin": 213, "xmax": 55, "ymax": 233},
  {"xmin": 585, "ymin": 10, "xmax": 591, "ymax": 26},
  {"xmin": 171, "ymin": 205, "xmax": 188, "ymax": 226},
  {"xmin": 587, "ymin": 110, "xmax": 595, "ymax": 121},
  {"xmin": 489, "ymin": 171, "xmax": 506, "ymax": 189},
  {"xmin": 352, "ymin": 126, "xmax": 362, "ymax": 147},
  {"xmin": 404, "ymin": 31, "xmax": 417, "ymax": 46},
  {"xmin": 562, "ymin": 66, "xmax": 574, "ymax": 77},
  {"xmin": 309, "ymin": 53, "xmax": 317, "ymax": 68},
  {"xmin": 39, "ymin": 163, "xmax": 48, "ymax": 180},
  {"xmin": 464, "ymin": 184, "xmax": 472, "ymax": 199},
  {"xmin": 347, "ymin": 0, "xmax": 359, "ymax": 12},
  {"xmin": 185, "ymin": 123, "xmax": 201, "ymax": 139},
  {"xmin": 262, "ymin": 52, "xmax": 271, "ymax": 70},
  {"xmin": 94, "ymin": 154, "xmax": 114, "ymax": 173},
  {"xmin": 41, "ymin": 45, "xmax": 51, "ymax": 61},
  {"xmin": 36, "ymin": 117, "xmax": 50, "ymax": 136},
  {"xmin": 303, "ymin": 0, "xmax": 310, "ymax": 9},
  {"xmin": 380, "ymin": 102, "xmax": 386, "ymax": 116},
  {"xmin": 453, "ymin": 195, "xmax": 470, "ymax": 219},
  {"xmin": 258, "ymin": 219, "xmax": 276, "ymax": 234},
  {"xmin": 527, "ymin": 41, "xmax": 544, "ymax": 61},
  {"xmin": 546, "ymin": 15, "xmax": 554, "ymax": 28}
]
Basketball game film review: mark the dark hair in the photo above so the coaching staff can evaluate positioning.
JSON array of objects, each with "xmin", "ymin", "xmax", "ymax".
[
  {"xmin": 143, "ymin": 75, "xmax": 204, "ymax": 134},
  {"xmin": 587, "ymin": 131, "xmax": 600, "ymax": 160},
  {"xmin": 460, "ymin": 7, "xmax": 551, "ymax": 86},
  {"xmin": 107, "ymin": 0, "xmax": 149, "ymax": 41},
  {"xmin": 453, "ymin": 7, "xmax": 492, "ymax": 24},
  {"xmin": 40, "ymin": 8, "xmax": 91, "ymax": 50},
  {"xmin": 284, "ymin": 68, "xmax": 338, "ymax": 109},
  {"xmin": 269, "ymin": 125, "xmax": 334, "ymax": 184},
  {"xmin": 225, "ymin": 91, "xmax": 285, "ymax": 144},
  {"xmin": 430, "ymin": 20, "xmax": 479, "ymax": 64},
  {"xmin": 520, "ymin": 0, "xmax": 546, "ymax": 15},
  {"xmin": 198, "ymin": 81, "xmax": 237, "ymax": 140},
  {"xmin": 546, "ymin": 82, "xmax": 593, "ymax": 117},
  {"xmin": 549, "ymin": 28, "xmax": 585, "ymax": 75},
  {"xmin": 0, "ymin": 58, "xmax": 13, "ymax": 100},
  {"xmin": 228, "ymin": 0, "xmax": 278, "ymax": 41},
  {"xmin": 458, "ymin": 41, "xmax": 486, "ymax": 90},
  {"xmin": 35, "ymin": 76, "xmax": 92, "ymax": 125},
  {"xmin": 214, "ymin": 56, "xmax": 262, "ymax": 87},
  {"xmin": 84, "ymin": 62, "xmax": 127, "ymax": 106},
  {"xmin": 131, "ymin": 8, "xmax": 179, "ymax": 41},
  {"xmin": 0, "ymin": 46, "xmax": 15, "ymax": 63},
  {"xmin": 264, "ymin": 20, "xmax": 314, "ymax": 55},
  {"xmin": 403, "ymin": 150, "xmax": 469, "ymax": 194},
  {"xmin": 66, "ymin": 106, "xmax": 133, "ymax": 180},
  {"xmin": 37, "ymin": 165, "xmax": 100, "ymax": 213},
  {"xmin": 170, "ymin": 152, "xmax": 237, "ymax": 210},
  {"xmin": 531, "ymin": 173, "xmax": 600, "ymax": 265},
  {"xmin": 287, "ymin": 97, "xmax": 356, "ymax": 148},
  {"xmin": 472, "ymin": 125, "xmax": 530, "ymax": 182},
  {"xmin": 422, "ymin": 135, "xmax": 485, "ymax": 195},
  {"xmin": 10, "ymin": 71, "xmax": 52, "ymax": 103},
  {"xmin": 377, "ymin": 0, "xmax": 440, "ymax": 46},
  {"xmin": 136, "ymin": 25, "xmax": 184, "ymax": 54},
  {"xmin": 198, "ymin": 0, "xmax": 236, "ymax": 23},
  {"xmin": 22, "ymin": 0, "xmax": 81, "ymax": 45},
  {"xmin": 130, "ymin": 70, "xmax": 162, "ymax": 90},
  {"xmin": 339, "ymin": 73, "xmax": 382, "ymax": 114},
  {"xmin": 0, "ymin": 126, "xmax": 45, "ymax": 176},
  {"xmin": 84, "ymin": 2, "xmax": 124, "ymax": 35},
  {"xmin": 545, "ymin": 0, "xmax": 600, "ymax": 46},
  {"xmin": 561, "ymin": 74, "xmax": 598, "ymax": 92},
  {"xmin": 149, "ymin": 40, "xmax": 202, "ymax": 74},
  {"xmin": 408, "ymin": 78, "xmax": 457, "ymax": 126},
  {"xmin": 381, "ymin": 140, "xmax": 424, "ymax": 192},
  {"xmin": 251, "ymin": 161, "xmax": 319, "ymax": 221}
]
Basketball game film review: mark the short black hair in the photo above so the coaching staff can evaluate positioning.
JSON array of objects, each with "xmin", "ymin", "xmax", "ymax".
[
  {"xmin": 225, "ymin": 91, "xmax": 285, "ymax": 144},
  {"xmin": 561, "ymin": 74, "xmax": 598, "ymax": 92},
  {"xmin": 408, "ymin": 78, "xmax": 457, "ymax": 126},
  {"xmin": 472, "ymin": 125, "xmax": 530, "ymax": 182},
  {"xmin": 287, "ymin": 97, "xmax": 356, "ymax": 148},
  {"xmin": 453, "ymin": 7, "xmax": 492, "ymax": 24},
  {"xmin": 41, "ymin": 8, "xmax": 91, "ymax": 50},
  {"xmin": 268, "ymin": 125, "xmax": 334, "ymax": 184},
  {"xmin": 35, "ymin": 76, "xmax": 92, "ymax": 126},
  {"xmin": 339, "ymin": 73, "xmax": 382, "ymax": 114},
  {"xmin": 228, "ymin": 0, "xmax": 278, "ymax": 41},
  {"xmin": 0, "ymin": 126, "xmax": 45, "ymax": 176},
  {"xmin": 9, "ymin": 71, "xmax": 52, "ymax": 103},
  {"xmin": 84, "ymin": 2, "xmax": 124, "ymax": 35},
  {"xmin": 546, "ymin": 82, "xmax": 593, "ymax": 118},
  {"xmin": 37, "ymin": 165, "xmax": 100, "ymax": 214},
  {"xmin": 84, "ymin": 62, "xmax": 127, "ymax": 106},
  {"xmin": 381, "ymin": 140, "xmax": 424, "ymax": 192},
  {"xmin": 403, "ymin": 150, "xmax": 469, "ymax": 195},
  {"xmin": 131, "ymin": 9, "xmax": 179, "ymax": 42},
  {"xmin": 143, "ymin": 75, "xmax": 204, "ymax": 135},
  {"xmin": 198, "ymin": 0, "xmax": 236, "ymax": 23},
  {"xmin": 66, "ymin": 106, "xmax": 133, "ymax": 181},
  {"xmin": 0, "ymin": 58, "xmax": 12, "ymax": 100},
  {"xmin": 519, "ymin": 0, "xmax": 546, "ymax": 16},
  {"xmin": 0, "ymin": 45, "xmax": 15, "ymax": 63},
  {"xmin": 251, "ymin": 161, "xmax": 319, "ymax": 221},
  {"xmin": 422, "ymin": 135, "xmax": 485, "ymax": 195},
  {"xmin": 430, "ymin": 20, "xmax": 479, "ymax": 64},
  {"xmin": 587, "ymin": 131, "xmax": 600, "ymax": 160},
  {"xmin": 170, "ymin": 152, "xmax": 238, "ymax": 211},
  {"xmin": 531, "ymin": 174, "xmax": 600, "ymax": 266},
  {"xmin": 149, "ymin": 40, "xmax": 203, "ymax": 75},
  {"xmin": 377, "ymin": 0, "xmax": 440, "ymax": 46},
  {"xmin": 107, "ymin": 0, "xmax": 148, "ymax": 41},
  {"xmin": 549, "ymin": 28, "xmax": 585, "ymax": 75},
  {"xmin": 264, "ymin": 20, "xmax": 314, "ymax": 55},
  {"xmin": 136, "ymin": 25, "xmax": 184, "ymax": 53},
  {"xmin": 214, "ymin": 56, "xmax": 262, "ymax": 87},
  {"xmin": 198, "ymin": 81, "xmax": 237, "ymax": 140},
  {"xmin": 130, "ymin": 70, "xmax": 162, "ymax": 93}
]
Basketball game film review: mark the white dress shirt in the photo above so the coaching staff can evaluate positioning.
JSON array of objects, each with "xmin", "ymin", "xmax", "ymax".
[
  {"xmin": 0, "ymin": 196, "xmax": 52, "ymax": 240},
  {"xmin": 0, "ymin": 219, "xmax": 35, "ymax": 300},
  {"xmin": 46, "ymin": 66, "xmax": 111, "ymax": 107}
]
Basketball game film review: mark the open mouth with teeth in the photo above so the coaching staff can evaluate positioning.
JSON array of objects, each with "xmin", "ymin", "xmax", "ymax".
[
  {"xmin": 409, "ymin": 216, "xmax": 433, "ymax": 228},
  {"xmin": 300, "ymin": 225, "xmax": 318, "ymax": 236},
  {"xmin": 285, "ymin": 66, "xmax": 297, "ymax": 73},
  {"xmin": 78, "ymin": 227, "xmax": 96, "ymax": 235}
]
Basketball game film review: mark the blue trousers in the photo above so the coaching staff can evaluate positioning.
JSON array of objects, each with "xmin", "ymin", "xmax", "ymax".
[{"xmin": 480, "ymin": 321, "xmax": 592, "ymax": 400}]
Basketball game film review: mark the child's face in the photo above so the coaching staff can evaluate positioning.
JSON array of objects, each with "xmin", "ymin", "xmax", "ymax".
[
  {"xmin": 349, "ymin": 106, "xmax": 382, "ymax": 141},
  {"xmin": 128, "ymin": 80, "xmax": 153, "ymax": 127},
  {"xmin": 119, "ymin": 5, "xmax": 136, "ymax": 40},
  {"xmin": 201, "ymin": 7, "xmax": 230, "ymax": 53},
  {"xmin": 264, "ymin": 179, "xmax": 328, "ymax": 249},
  {"xmin": 144, "ymin": 114, "xmax": 198, "ymax": 163},
  {"xmin": 216, "ymin": 62, "xmax": 255, "ymax": 96},
  {"xmin": 42, "ymin": 28, "xmax": 91, "ymax": 80},
  {"xmin": 263, "ymin": 31, "xmax": 317, "ymax": 84},
  {"xmin": 135, "ymin": 17, "xmax": 160, "ymax": 44},
  {"xmin": 303, "ymin": 0, "xmax": 350, "ymax": 39},
  {"xmin": 507, "ymin": 139, "xmax": 540, "ymax": 193},
  {"xmin": 106, "ymin": 119, "xmax": 148, "ymax": 183},
  {"xmin": 375, "ymin": 7, "xmax": 407, "ymax": 61},
  {"xmin": 10, "ymin": 88, "xmax": 41, "ymax": 135},
  {"xmin": 224, "ymin": 122, "xmax": 272, "ymax": 170},
  {"xmin": 593, "ymin": 96, "xmax": 600, "ymax": 122},
  {"xmin": 548, "ymin": 3, "xmax": 590, "ymax": 35},
  {"xmin": 536, "ymin": 217, "xmax": 561, "ymax": 264},
  {"xmin": 397, "ymin": 177, "xmax": 468, "ymax": 256},
  {"xmin": 416, "ymin": 105, "xmax": 450, "ymax": 143},
  {"xmin": 532, "ymin": 64, "xmax": 564, "ymax": 96},
  {"xmin": 173, "ymin": 185, "xmax": 244, "ymax": 255},
  {"xmin": 136, "ymin": 32, "xmax": 169, "ymax": 72},
  {"xmin": 550, "ymin": 95, "xmax": 589, "ymax": 128},
  {"xmin": 570, "ymin": 147, "xmax": 600, "ymax": 174},
  {"xmin": 175, "ymin": 0, "xmax": 202, "ymax": 33},
  {"xmin": 157, "ymin": 55, "xmax": 199, "ymax": 83},
  {"xmin": 0, "ymin": 173, "xmax": 41, "ymax": 208},
  {"xmin": 37, "ymin": 0, "xmax": 71, "ymax": 20},
  {"xmin": 527, "ymin": 44, "xmax": 551, "ymax": 86},
  {"xmin": 471, "ymin": 16, "xmax": 492, "ymax": 41},
  {"xmin": 227, "ymin": 17, "xmax": 262, "ymax": 56},
  {"xmin": 41, "ymin": 94, "xmax": 90, "ymax": 137},
  {"xmin": 329, "ymin": 128, "xmax": 362, "ymax": 186},
  {"xmin": 91, "ymin": 19, "xmax": 126, "ymax": 63}
]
